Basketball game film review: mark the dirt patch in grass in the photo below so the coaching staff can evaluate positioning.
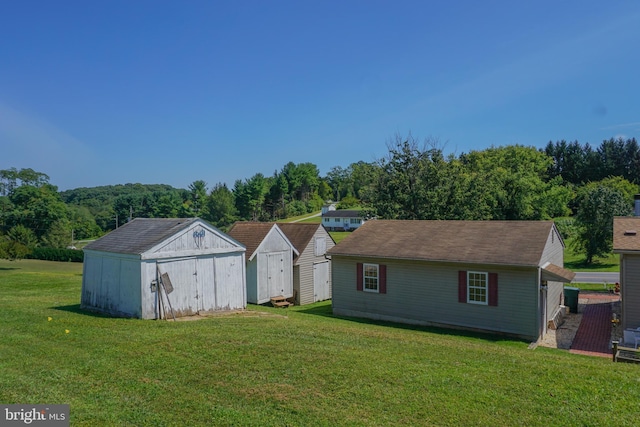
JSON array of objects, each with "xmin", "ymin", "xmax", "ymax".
[{"xmin": 172, "ymin": 310, "xmax": 288, "ymax": 321}]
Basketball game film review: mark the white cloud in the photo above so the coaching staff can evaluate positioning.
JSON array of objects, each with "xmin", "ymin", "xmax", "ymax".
[{"xmin": 600, "ymin": 122, "xmax": 640, "ymax": 131}]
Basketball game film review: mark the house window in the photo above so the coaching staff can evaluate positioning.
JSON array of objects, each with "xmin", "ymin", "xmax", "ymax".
[
  {"xmin": 459, "ymin": 270, "xmax": 497, "ymax": 306},
  {"xmin": 357, "ymin": 263, "xmax": 387, "ymax": 294},
  {"xmin": 467, "ymin": 271, "xmax": 488, "ymax": 305},
  {"xmin": 363, "ymin": 263, "xmax": 379, "ymax": 292},
  {"xmin": 323, "ymin": 217, "xmax": 330, "ymax": 223}
]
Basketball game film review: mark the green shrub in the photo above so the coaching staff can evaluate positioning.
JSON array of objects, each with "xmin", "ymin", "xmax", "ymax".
[{"xmin": 27, "ymin": 247, "xmax": 84, "ymax": 262}]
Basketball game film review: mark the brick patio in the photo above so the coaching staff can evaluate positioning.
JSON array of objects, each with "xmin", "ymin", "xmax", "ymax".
[{"xmin": 569, "ymin": 292, "xmax": 620, "ymax": 358}]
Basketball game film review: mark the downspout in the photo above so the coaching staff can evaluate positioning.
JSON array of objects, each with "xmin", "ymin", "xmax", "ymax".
[{"xmin": 537, "ymin": 266, "xmax": 543, "ymax": 340}]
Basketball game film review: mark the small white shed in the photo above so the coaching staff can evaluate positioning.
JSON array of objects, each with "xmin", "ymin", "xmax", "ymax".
[
  {"xmin": 81, "ymin": 218, "xmax": 246, "ymax": 319},
  {"xmin": 228, "ymin": 222, "xmax": 297, "ymax": 304}
]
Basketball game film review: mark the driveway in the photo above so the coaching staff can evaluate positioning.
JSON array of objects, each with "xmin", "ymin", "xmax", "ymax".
[{"xmin": 573, "ymin": 272, "xmax": 619, "ymax": 284}]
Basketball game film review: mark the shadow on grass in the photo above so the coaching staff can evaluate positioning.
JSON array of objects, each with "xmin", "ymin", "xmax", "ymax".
[
  {"xmin": 295, "ymin": 302, "xmax": 526, "ymax": 344},
  {"xmin": 51, "ymin": 304, "xmax": 114, "ymax": 318}
]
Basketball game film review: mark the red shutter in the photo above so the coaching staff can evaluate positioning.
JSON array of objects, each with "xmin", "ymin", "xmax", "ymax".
[
  {"xmin": 379, "ymin": 265, "xmax": 387, "ymax": 294},
  {"xmin": 356, "ymin": 263, "xmax": 363, "ymax": 291},
  {"xmin": 458, "ymin": 271, "xmax": 467, "ymax": 303},
  {"xmin": 488, "ymin": 273, "xmax": 498, "ymax": 306}
]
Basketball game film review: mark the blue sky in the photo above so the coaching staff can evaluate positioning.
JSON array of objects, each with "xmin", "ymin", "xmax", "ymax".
[{"xmin": 2, "ymin": 1, "xmax": 640, "ymax": 191}]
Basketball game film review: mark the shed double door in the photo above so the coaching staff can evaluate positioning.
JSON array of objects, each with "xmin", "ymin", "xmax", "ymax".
[
  {"xmin": 267, "ymin": 252, "xmax": 286, "ymax": 297},
  {"xmin": 157, "ymin": 257, "xmax": 216, "ymax": 316}
]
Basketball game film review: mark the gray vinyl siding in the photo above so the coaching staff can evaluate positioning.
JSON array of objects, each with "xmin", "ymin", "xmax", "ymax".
[
  {"xmin": 295, "ymin": 227, "xmax": 336, "ymax": 305},
  {"xmin": 541, "ymin": 226, "xmax": 566, "ymax": 322},
  {"xmin": 621, "ymin": 254, "xmax": 640, "ymax": 329},
  {"xmin": 332, "ymin": 256, "xmax": 540, "ymax": 340}
]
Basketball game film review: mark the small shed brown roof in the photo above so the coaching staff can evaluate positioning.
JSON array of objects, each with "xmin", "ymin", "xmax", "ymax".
[
  {"xmin": 541, "ymin": 262, "xmax": 576, "ymax": 283},
  {"xmin": 327, "ymin": 220, "xmax": 560, "ymax": 267},
  {"xmin": 277, "ymin": 223, "xmax": 334, "ymax": 261},
  {"xmin": 613, "ymin": 217, "xmax": 640, "ymax": 252},
  {"xmin": 227, "ymin": 222, "xmax": 277, "ymax": 259}
]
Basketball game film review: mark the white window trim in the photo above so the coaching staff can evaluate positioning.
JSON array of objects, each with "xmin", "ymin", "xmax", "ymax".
[
  {"xmin": 363, "ymin": 263, "xmax": 379, "ymax": 293},
  {"xmin": 467, "ymin": 271, "xmax": 488, "ymax": 305}
]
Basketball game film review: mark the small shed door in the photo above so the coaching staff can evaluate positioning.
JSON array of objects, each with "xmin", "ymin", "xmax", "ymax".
[
  {"xmin": 267, "ymin": 252, "xmax": 286, "ymax": 297},
  {"xmin": 214, "ymin": 253, "xmax": 244, "ymax": 310},
  {"xmin": 196, "ymin": 256, "xmax": 216, "ymax": 312},
  {"xmin": 313, "ymin": 261, "xmax": 330, "ymax": 302},
  {"xmin": 157, "ymin": 258, "xmax": 198, "ymax": 317}
]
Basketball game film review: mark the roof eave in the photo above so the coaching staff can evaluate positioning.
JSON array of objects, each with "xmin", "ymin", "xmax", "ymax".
[{"xmin": 328, "ymin": 252, "xmax": 540, "ymax": 268}]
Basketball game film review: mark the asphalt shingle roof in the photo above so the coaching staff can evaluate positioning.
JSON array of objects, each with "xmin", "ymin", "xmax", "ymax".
[
  {"xmin": 327, "ymin": 220, "xmax": 557, "ymax": 267},
  {"xmin": 277, "ymin": 223, "xmax": 334, "ymax": 261},
  {"xmin": 613, "ymin": 216, "xmax": 640, "ymax": 251},
  {"xmin": 84, "ymin": 218, "xmax": 200, "ymax": 255},
  {"xmin": 322, "ymin": 210, "xmax": 364, "ymax": 218},
  {"xmin": 227, "ymin": 222, "xmax": 277, "ymax": 258}
]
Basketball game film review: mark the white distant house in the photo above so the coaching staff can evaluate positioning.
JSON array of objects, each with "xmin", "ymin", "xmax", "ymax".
[
  {"xmin": 81, "ymin": 218, "xmax": 246, "ymax": 319},
  {"xmin": 321, "ymin": 203, "xmax": 336, "ymax": 214},
  {"xmin": 321, "ymin": 209, "xmax": 366, "ymax": 231}
]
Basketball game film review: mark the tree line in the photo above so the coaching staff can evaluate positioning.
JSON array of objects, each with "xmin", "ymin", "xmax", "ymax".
[{"xmin": 1, "ymin": 134, "xmax": 638, "ymax": 263}]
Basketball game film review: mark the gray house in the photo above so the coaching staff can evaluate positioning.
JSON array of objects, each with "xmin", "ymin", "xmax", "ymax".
[
  {"xmin": 328, "ymin": 220, "xmax": 575, "ymax": 341},
  {"xmin": 277, "ymin": 223, "xmax": 336, "ymax": 305},
  {"xmin": 613, "ymin": 216, "xmax": 640, "ymax": 330},
  {"xmin": 81, "ymin": 218, "xmax": 246, "ymax": 319},
  {"xmin": 227, "ymin": 222, "xmax": 297, "ymax": 304}
]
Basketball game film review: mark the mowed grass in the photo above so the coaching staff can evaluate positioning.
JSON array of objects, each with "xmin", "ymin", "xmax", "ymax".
[
  {"xmin": 563, "ymin": 237, "xmax": 620, "ymax": 272},
  {"xmin": 1, "ymin": 260, "xmax": 639, "ymax": 426}
]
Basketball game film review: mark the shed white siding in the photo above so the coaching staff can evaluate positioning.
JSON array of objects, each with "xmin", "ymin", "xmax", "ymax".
[
  {"xmin": 246, "ymin": 226, "xmax": 294, "ymax": 304},
  {"xmin": 82, "ymin": 251, "xmax": 142, "ymax": 318}
]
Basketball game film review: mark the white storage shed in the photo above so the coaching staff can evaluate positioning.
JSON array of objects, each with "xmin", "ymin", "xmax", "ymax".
[
  {"xmin": 81, "ymin": 218, "xmax": 246, "ymax": 319},
  {"xmin": 227, "ymin": 222, "xmax": 297, "ymax": 304}
]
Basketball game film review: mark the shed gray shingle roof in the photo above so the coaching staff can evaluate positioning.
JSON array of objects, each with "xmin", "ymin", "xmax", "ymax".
[
  {"xmin": 84, "ymin": 218, "xmax": 200, "ymax": 254},
  {"xmin": 327, "ymin": 220, "xmax": 559, "ymax": 267}
]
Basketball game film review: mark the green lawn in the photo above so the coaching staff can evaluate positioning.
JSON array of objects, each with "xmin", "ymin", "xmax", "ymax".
[
  {"xmin": 1, "ymin": 260, "xmax": 638, "ymax": 426},
  {"xmin": 562, "ymin": 237, "xmax": 619, "ymax": 272}
]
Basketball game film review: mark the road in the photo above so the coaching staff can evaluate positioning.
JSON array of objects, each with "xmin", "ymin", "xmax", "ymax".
[{"xmin": 573, "ymin": 272, "xmax": 619, "ymax": 284}]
